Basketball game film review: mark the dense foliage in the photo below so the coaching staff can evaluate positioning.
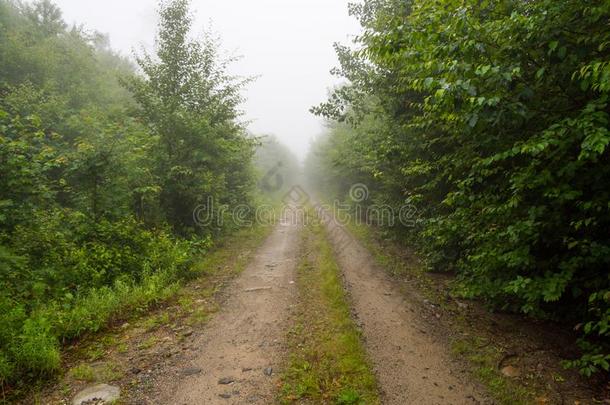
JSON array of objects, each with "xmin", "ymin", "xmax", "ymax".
[
  {"xmin": 124, "ymin": 0, "xmax": 256, "ymax": 234},
  {"xmin": 0, "ymin": 0, "xmax": 257, "ymax": 387},
  {"xmin": 308, "ymin": 0, "xmax": 610, "ymax": 376}
]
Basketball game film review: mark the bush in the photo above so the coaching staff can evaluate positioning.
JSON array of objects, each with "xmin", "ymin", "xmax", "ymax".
[
  {"xmin": 310, "ymin": 0, "xmax": 610, "ymax": 376},
  {"xmin": 13, "ymin": 316, "xmax": 60, "ymax": 375},
  {"xmin": 0, "ymin": 211, "xmax": 195, "ymax": 384},
  {"xmin": 0, "ymin": 0, "xmax": 254, "ymax": 390}
]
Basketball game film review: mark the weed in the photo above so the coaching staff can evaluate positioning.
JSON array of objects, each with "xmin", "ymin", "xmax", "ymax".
[
  {"xmin": 86, "ymin": 346, "xmax": 105, "ymax": 361},
  {"xmin": 96, "ymin": 362, "xmax": 122, "ymax": 382},
  {"xmin": 138, "ymin": 337, "xmax": 157, "ymax": 350},
  {"xmin": 279, "ymin": 214, "xmax": 379, "ymax": 404},
  {"xmin": 69, "ymin": 364, "xmax": 95, "ymax": 382}
]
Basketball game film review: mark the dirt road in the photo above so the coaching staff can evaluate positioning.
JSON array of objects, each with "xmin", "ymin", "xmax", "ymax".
[
  {"xmin": 316, "ymin": 205, "xmax": 487, "ymax": 404},
  {"xmin": 127, "ymin": 203, "xmax": 488, "ymax": 404},
  {"xmin": 152, "ymin": 208, "xmax": 301, "ymax": 404}
]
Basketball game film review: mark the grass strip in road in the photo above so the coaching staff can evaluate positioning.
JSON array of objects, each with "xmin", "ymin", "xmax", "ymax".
[{"xmin": 279, "ymin": 214, "xmax": 380, "ymax": 405}]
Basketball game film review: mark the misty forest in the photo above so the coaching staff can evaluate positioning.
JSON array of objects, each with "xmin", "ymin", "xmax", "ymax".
[{"xmin": 0, "ymin": 0, "xmax": 609, "ymax": 404}]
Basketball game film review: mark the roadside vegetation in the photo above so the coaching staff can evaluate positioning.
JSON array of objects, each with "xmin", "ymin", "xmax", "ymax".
[
  {"xmin": 279, "ymin": 211, "xmax": 379, "ymax": 404},
  {"xmin": 0, "ymin": 0, "xmax": 288, "ymax": 392},
  {"xmin": 2, "ymin": 0, "xmax": 609, "ymax": 399},
  {"xmin": 306, "ymin": 0, "xmax": 610, "ymax": 379},
  {"xmin": 27, "ymin": 220, "xmax": 274, "ymax": 403}
]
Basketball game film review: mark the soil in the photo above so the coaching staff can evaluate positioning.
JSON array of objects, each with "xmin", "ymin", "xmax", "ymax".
[
  {"xmin": 33, "ymin": 203, "xmax": 606, "ymax": 405},
  {"xmin": 131, "ymin": 207, "xmax": 302, "ymax": 404},
  {"xmin": 316, "ymin": 206, "xmax": 489, "ymax": 404},
  {"xmin": 317, "ymin": 205, "xmax": 605, "ymax": 404}
]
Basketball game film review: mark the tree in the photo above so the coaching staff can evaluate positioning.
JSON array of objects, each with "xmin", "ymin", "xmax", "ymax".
[
  {"xmin": 310, "ymin": 0, "xmax": 610, "ymax": 376},
  {"xmin": 124, "ymin": 0, "xmax": 255, "ymax": 235},
  {"xmin": 24, "ymin": 0, "xmax": 66, "ymax": 36}
]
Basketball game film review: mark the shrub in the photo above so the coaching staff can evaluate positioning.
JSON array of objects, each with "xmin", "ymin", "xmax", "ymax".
[
  {"xmin": 310, "ymin": 0, "xmax": 610, "ymax": 375},
  {"xmin": 13, "ymin": 316, "xmax": 60, "ymax": 375}
]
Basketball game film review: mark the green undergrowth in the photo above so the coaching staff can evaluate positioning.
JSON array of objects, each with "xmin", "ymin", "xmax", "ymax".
[
  {"xmin": 8, "ymin": 219, "xmax": 275, "ymax": 402},
  {"xmin": 451, "ymin": 339, "xmax": 531, "ymax": 405},
  {"xmin": 191, "ymin": 220, "xmax": 273, "ymax": 279},
  {"xmin": 279, "ymin": 213, "xmax": 379, "ymax": 404}
]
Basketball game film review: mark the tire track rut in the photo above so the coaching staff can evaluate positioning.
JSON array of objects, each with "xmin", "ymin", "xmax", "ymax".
[
  {"xmin": 148, "ymin": 207, "xmax": 302, "ymax": 404},
  {"xmin": 317, "ymin": 206, "xmax": 488, "ymax": 404}
]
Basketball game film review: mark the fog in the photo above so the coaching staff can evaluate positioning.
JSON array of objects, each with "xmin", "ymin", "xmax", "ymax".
[{"xmin": 53, "ymin": 0, "xmax": 361, "ymax": 160}]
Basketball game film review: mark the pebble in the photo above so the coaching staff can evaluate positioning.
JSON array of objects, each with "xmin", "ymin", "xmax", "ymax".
[
  {"xmin": 501, "ymin": 365, "xmax": 521, "ymax": 378},
  {"xmin": 218, "ymin": 377, "xmax": 235, "ymax": 384},
  {"xmin": 72, "ymin": 384, "xmax": 120, "ymax": 405},
  {"xmin": 181, "ymin": 367, "xmax": 202, "ymax": 376}
]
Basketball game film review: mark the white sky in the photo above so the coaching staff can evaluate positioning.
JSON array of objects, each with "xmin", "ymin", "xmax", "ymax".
[{"xmin": 52, "ymin": 0, "xmax": 361, "ymax": 160}]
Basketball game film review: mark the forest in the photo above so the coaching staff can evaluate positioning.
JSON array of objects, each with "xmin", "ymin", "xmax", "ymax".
[
  {"xmin": 0, "ymin": 0, "xmax": 266, "ymax": 387},
  {"xmin": 0, "ymin": 0, "xmax": 609, "ymax": 402},
  {"xmin": 307, "ymin": 0, "xmax": 610, "ymax": 378}
]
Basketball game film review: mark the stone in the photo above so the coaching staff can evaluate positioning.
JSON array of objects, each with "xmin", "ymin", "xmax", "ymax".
[
  {"xmin": 72, "ymin": 384, "xmax": 120, "ymax": 405},
  {"xmin": 181, "ymin": 367, "xmax": 202, "ymax": 376},
  {"xmin": 218, "ymin": 377, "xmax": 235, "ymax": 384},
  {"xmin": 501, "ymin": 365, "xmax": 521, "ymax": 378},
  {"xmin": 244, "ymin": 287, "xmax": 272, "ymax": 292},
  {"xmin": 263, "ymin": 367, "xmax": 273, "ymax": 376},
  {"xmin": 456, "ymin": 301, "xmax": 469, "ymax": 310}
]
